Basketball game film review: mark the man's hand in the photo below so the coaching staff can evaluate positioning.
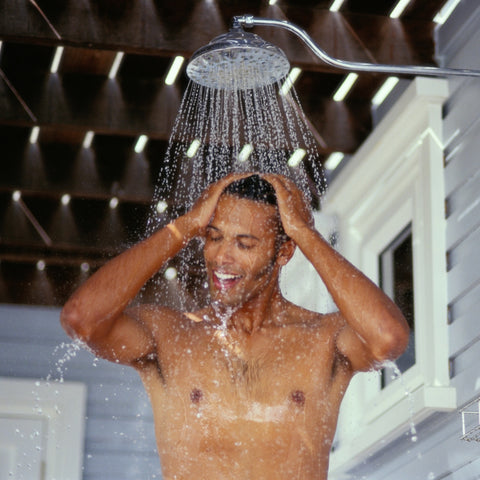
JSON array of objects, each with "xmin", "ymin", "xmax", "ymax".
[
  {"xmin": 261, "ymin": 174, "xmax": 314, "ymax": 239},
  {"xmin": 186, "ymin": 173, "xmax": 252, "ymax": 235}
]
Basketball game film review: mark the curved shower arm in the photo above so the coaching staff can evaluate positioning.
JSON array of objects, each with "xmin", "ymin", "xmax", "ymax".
[{"xmin": 233, "ymin": 15, "xmax": 480, "ymax": 78}]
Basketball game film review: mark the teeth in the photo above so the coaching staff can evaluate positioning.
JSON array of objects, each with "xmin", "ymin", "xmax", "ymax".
[{"xmin": 215, "ymin": 272, "xmax": 239, "ymax": 281}]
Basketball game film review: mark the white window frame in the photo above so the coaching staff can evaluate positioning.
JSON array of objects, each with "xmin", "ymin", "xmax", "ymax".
[
  {"xmin": 324, "ymin": 78, "xmax": 456, "ymax": 475},
  {"xmin": 0, "ymin": 377, "xmax": 87, "ymax": 480}
]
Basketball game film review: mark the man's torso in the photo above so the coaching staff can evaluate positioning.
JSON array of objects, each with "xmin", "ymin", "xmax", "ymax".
[{"xmin": 137, "ymin": 306, "xmax": 352, "ymax": 480}]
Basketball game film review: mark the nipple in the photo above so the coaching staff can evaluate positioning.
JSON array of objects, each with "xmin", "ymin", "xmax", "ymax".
[
  {"xmin": 190, "ymin": 388, "xmax": 203, "ymax": 404},
  {"xmin": 291, "ymin": 390, "xmax": 305, "ymax": 407}
]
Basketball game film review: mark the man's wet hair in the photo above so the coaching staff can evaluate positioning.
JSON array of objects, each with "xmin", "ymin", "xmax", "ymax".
[
  {"xmin": 222, "ymin": 174, "xmax": 278, "ymax": 206},
  {"xmin": 222, "ymin": 174, "xmax": 289, "ymax": 244}
]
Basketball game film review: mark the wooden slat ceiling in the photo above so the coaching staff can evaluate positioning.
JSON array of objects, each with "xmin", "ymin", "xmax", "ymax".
[{"xmin": 0, "ymin": 0, "xmax": 446, "ymax": 306}]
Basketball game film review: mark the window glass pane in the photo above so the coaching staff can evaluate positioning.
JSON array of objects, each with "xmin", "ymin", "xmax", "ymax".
[{"xmin": 379, "ymin": 224, "xmax": 415, "ymax": 388}]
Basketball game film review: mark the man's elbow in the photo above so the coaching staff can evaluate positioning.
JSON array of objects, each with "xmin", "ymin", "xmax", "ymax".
[
  {"xmin": 60, "ymin": 300, "xmax": 90, "ymax": 341},
  {"xmin": 374, "ymin": 321, "xmax": 410, "ymax": 364}
]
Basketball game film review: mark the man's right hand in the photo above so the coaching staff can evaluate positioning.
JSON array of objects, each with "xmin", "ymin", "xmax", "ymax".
[{"xmin": 186, "ymin": 173, "xmax": 252, "ymax": 235}]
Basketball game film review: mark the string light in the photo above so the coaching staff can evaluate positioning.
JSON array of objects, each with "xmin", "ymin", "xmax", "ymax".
[
  {"xmin": 390, "ymin": 0, "xmax": 412, "ymax": 18},
  {"xmin": 238, "ymin": 144, "xmax": 254, "ymax": 162},
  {"xmin": 36, "ymin": 260, "xmax": 46, "ymax": 271},
  {"xmin": 287, "ymin": 148, "xmax": 306, "ymax": 167},
  {"xmin": 164, "ymin": 267, "xmax": 178, "ymax": 280},
  {"xmin": 186, "ymin": 139, "xmax": 201, "ymax": 158},
  {"xmin": 324, "ymin": 152, "xmax": 345, "ymax": 171},
  {"xmin": 108, "ymin": 52, "xmax": 124, "ymax": 79},
  {"xmin": 61, "ymin": 194, "xmax": 71, "ymax": 206},
  {"xmin": 165, "ymin": 56, "xmax": 185, "ymax": 85},
  {"xmin": 279, "ymin": 67, "xmax": 302, "ymax": 96},
  {"xmin": 109, "ymin": 197, "xmax": 119, "ymax": 209},
  {"xmin": 156, "ymin": 200, "xmax": 168, "ymax": 214},
  {"xmin": 134, "ymin": 135, "xmax": 148, "ymax": 153},
  {"xmin": 333, "ymin": 73, "xmax": 358, "ymax": 102},
  {"xmin": 50, "ymin": 46, "xmax": 64, "ymax": 73},
  {"xmin": 329, "ymin": 0, "xmax": 346, "ymax": 12},
  {"xmin": 372, "ymin": 77, "xmax": 399, "ymax": 106}
]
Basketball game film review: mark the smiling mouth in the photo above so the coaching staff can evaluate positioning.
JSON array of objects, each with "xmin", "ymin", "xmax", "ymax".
[{"xmin": 212, "ymin": 270, "xmax": 242, "ymax": 291}]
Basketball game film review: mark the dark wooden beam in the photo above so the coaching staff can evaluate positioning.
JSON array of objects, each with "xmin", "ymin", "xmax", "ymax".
[{"xmin": 0, "ymin": 1, "xmax": 437, "ymax": 72}]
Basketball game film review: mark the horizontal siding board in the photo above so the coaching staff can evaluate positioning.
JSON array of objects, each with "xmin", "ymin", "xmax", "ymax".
[
  {"xmin": 443, "ymin": 75, "xmax": 480, "ymax": 146},
  {"xmin": 441, "ymin": 456, "xmax": 480, "ymax": 480},
  {"xmin": 86, "ymin": 417, "xmax": 156, "ymax": 452},
  {"xmin": 451, "ymin": 338, "xmax": 480, "ymax": 378},
  {"xmin": 446, "ymin": 173, "xmax": 480, "ymax": 250},
  {"xmin": 447, "ymin": 224, "xmax": 480, "ymax": 270},
  {"xmin": 451, "ymin": 360, "xmax": 480, "ymax": 408},
  {"xmin": 83, "ymin": 451, "xmax": 160, "ymax": 479},
  {"xmin": 449, "ymin": 282, "xmax": 480, "ymax": 321},
  {"xmin": 449, "ymin": 294, "xmax": 480, "ymax": 358},
  {"xmin": 444, "ymin": 122, "xmax": 480, "ymax": 196},
  {"xmin": 86, "ymin": 381, "xmax": 153, "ymax": 419},
  {"xmin": 446, "ymin": 242, "xmax": 480, "ymax": 304}
]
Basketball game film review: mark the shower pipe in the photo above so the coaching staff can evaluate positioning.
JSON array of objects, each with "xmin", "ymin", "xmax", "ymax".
[{"xmin": 233, "ymin": 15, "xmax": 480, "ymax": 78}]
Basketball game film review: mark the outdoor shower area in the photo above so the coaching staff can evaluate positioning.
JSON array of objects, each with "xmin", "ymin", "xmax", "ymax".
[{"xmin": 1, "ymin": 1, "xmax": 480, "ymax": 479}]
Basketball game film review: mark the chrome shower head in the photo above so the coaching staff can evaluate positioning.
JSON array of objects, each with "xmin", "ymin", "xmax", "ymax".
[{"xmin": 186, "ymin": 25, "xmax": 290, "ymax": 90}]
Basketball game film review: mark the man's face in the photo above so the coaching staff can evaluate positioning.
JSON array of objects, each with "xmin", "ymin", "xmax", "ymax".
[{"xmin": 203, "ymin": 194, "xmax": 282, "ymax": 308}]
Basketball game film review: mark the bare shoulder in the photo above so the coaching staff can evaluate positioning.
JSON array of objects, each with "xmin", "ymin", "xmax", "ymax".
[
  {"xmin": 280, "ymin": 301, "xmax": 344, "ymax": 331},
  {"xmin": 125, "ymin": 304, "xmax": 184, "ymax": 332}
]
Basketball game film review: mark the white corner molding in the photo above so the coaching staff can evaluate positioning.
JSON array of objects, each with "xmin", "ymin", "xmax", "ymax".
[
  {"xmin": 324, "ymin": 78, "xmax": 456, "ymax": 475},
  {"xmin": 0, "ymin": 377, "xmax": 87, "ymax": 480}
]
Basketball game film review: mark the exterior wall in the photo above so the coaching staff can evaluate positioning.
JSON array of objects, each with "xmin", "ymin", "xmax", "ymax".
[
  {"xmin": 0, "ymin": 304, "xmax": 160, "ymax": 480},
  {"xmin": 340, "ymin": 2, "xmax": 480, "ymax": 478}
]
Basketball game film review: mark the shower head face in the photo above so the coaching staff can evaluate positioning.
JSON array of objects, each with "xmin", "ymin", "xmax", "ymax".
[{"xmin": 187, "ymin": 27, "xmax": 290, "ymax": 90}]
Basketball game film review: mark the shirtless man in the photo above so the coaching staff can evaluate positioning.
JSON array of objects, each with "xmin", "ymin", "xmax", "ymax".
[{"xmin": 61, "ymin": 173, "xmax": 409, "ymax": 480}]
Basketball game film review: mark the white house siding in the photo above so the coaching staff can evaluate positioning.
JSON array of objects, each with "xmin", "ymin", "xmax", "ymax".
[
  {"xmin": 342, "ymin": 2, "xmax": 480, "ymax": 479},
  {"xmin": 0, "ymin": 304, "xmax": 161, "ymax": 480}
]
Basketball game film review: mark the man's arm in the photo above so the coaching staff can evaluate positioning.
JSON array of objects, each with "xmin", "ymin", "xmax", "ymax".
[
  {"xmin": 60, "ymin": 174, "xmax": 248, "ymax": 365},
  {"xmin": 264, "ymin": 174, "xmax": 410, "ymax": 372}
]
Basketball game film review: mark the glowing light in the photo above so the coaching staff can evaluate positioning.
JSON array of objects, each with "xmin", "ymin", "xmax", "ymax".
[
  {"xmin": 134, "ymin": 135, "xmax": 148, "ymax": 153},
  {"xmin": 156, "ymin": 200, "xmax": 168, "ymax": 214},
  {"xmin": 80, "ymin": 262, "xmax": 90, "ymax": 272},
  {"xmin": 164, "ymin": 267, "xmax": 178, "ymax": 280},
  {"xmin": 29, "ymin": 126, "xmax": 40, "ymax": 144},
  {"xmin": 109, "ymin": 197, "xmax": 119, "ymax": 209},
  {"xmin": 390, "ymin": 0, "xmax": 412, "ymax": 18},
  {"xmin": 279, "ymin": 67, "xmax": 302, "ymax": 96},
  {"xmin": 329, "ymin": 0, "xmax": 346, "ymax": 12},
  {"xmin": 50, "ymin": 46, "xmax": 64, "ymax": 73},
  {"xmin": 287, "ymin": 148, "xmax": 306, "ymax": 167},
  {"xmin": 165, "ymin": 56, "xmax": 185, "ymax": 85},
  {"xmin": 333, "ymin": 73, "xmax": 358, "ymax": 102},
  {"xmin": 238, "ymin": 144, "xmax": 254, "ymax": 162},
  {"xmin": 61, "ymin": 194, "xmax": 71, "ymax": 206},
  {"xmin": 372, "ymin": 77, "xmax": 399, "ymax": 106},
  {"xmin": 269, "ymin": 0, "xmax": 278, "ymax": 4},
  {"xmin": 434, "ymin": 0, "xmax": 462, "ymax": 24},
  {"xmin": 83, "ymin": 131, "xmax": 94, "ymax": 149},
  {"xmin": 324, "ymin": 152, "xmax": 344, "ymax": 171},
  {"xmin": 12, "ymin": 190, "xmax": 21, "ymax": 202},
  {"xmin": 36, "ymin": 260, "xmax": 46, "ymax": 271},
  {"xmin": 186, "ymin": 139, "xmax": 201, "ymax": 158},
  {"xmin": 108, "ymin": 52, "xmax": 124, "ymax": 79}
]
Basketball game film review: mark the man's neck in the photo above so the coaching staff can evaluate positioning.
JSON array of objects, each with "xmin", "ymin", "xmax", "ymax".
[{"xmin": 215, "ymin": 284, "xmax": 286, "ymax": 335}]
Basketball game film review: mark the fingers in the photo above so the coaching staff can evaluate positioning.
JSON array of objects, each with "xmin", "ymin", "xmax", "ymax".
[{"xmin": 261, "ymin": 174, "xmax": 314, "ymax": 228}]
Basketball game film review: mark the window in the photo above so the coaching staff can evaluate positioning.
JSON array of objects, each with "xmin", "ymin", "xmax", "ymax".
[
  {"xmin": 323, "ymin": 78, "xmax": 457, "ymax": 475},
  {"xmin": 379, "ymin": 224, "xmax": 415, "ymax": 387}
]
